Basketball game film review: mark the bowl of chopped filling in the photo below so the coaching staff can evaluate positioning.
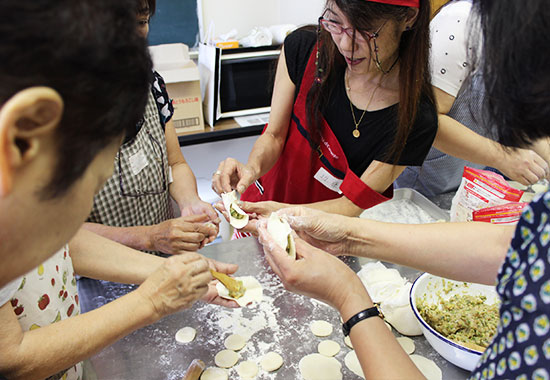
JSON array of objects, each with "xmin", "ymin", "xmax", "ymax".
[{"xmin": 410, "ymin": 273, "xmax": 500, "ymax": 371}]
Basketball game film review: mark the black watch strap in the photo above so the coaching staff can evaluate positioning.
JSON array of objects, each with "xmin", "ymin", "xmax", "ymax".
[{"xmin": 342, "ymin": 305, "xmax": 383, "ymax": 336}]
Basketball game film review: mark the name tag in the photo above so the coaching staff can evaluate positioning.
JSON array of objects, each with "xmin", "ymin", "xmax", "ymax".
[
  {"xmin": 168, "ymin": 166, "xmax": 174, "ymax": 184},
  {"xmin": 314, "ymin": 167, "xmax": 343, "ymax": 194},
  {"xmin": 129, "ymin": 149, "xmax": 148, "ymax": 176}
]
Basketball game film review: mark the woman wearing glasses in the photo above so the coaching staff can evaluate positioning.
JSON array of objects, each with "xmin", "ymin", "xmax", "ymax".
[{"xmin": 212, "ymin": 0, "xmax": 437, "ymax": 234}]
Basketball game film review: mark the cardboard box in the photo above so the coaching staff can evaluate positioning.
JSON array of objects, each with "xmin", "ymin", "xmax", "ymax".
[{"xmin": 149, "ymin": 44, "xmax": 204, "ymax": 133}]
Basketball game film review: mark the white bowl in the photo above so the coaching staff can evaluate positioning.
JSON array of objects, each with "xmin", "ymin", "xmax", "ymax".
[{"xmin": 409, "ymin": 273, "xmax": 499, "ymax": 371}]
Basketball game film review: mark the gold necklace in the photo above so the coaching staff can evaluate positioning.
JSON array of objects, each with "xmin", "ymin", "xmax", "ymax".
[{"xmin": 345, "ymin": 70, "xmax": 383, "ymax": 138}]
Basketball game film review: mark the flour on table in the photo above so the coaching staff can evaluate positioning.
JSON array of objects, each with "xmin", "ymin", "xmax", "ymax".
[
  {"xmin": 299, "ymin": 353, "xmax": 342, "ymax": 380},
  {"xmin": 360, "ymin": 198, "xmax": 440, "ymax": 224}
]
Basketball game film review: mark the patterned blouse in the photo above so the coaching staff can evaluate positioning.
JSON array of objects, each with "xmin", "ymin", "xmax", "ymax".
[
  {"xmin": 470, "ymin": 192, "xmax": 550, "ymax": 379},
  {"xmin": 151, "ymin": 70, "xmax": 174, "ymax": 127}
]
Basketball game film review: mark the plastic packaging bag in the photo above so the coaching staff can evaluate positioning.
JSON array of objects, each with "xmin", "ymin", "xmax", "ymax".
[
  {"xmin": 472, "ymin": 202, "xmax": 528, "ymax": 225},
  {"xmin": 450, "ymin": 167, "xmax": 524, "ymax": 222}
]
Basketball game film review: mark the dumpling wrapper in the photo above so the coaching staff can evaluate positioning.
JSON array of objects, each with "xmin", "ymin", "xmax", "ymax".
[
  {"xmin": 221, "ymin": 190, "xmax": 249, "ymax": 229},
  {"xmin": 266, "ymin": 213, "xmax": 296, "ymax": 259},
  {"xmin": 216, "ymin": 276, "xmax": 263, "ymax": 307}
]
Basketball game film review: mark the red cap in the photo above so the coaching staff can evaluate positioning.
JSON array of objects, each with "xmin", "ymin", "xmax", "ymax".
[{"xmin": 366, "ymin": 0, "xmax": 419, "ymax": 7}]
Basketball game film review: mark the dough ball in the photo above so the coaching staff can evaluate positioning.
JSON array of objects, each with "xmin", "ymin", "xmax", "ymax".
[
  {"xmin": 200, "ymin": 367, "xmax": 228, "ymax": 380},
  {"xmin": 224, "ymin": 333, "xmax": 247, "ymax": 351},
  {"xmin": 396, "ymin": 336, "xmax": 415, "ymax": 354},
  {"xmin": 409, "ymin": 354, "xmax": 442, "ymax": 380},
  {"xmin": 383, "ymin": 305, "xmax": 422, "ymax": 336},
  {"xmin": 310, "ymin": 320, "xmax": 333, "ymax": 337},
  {"xmin": 299, "ymin": 353, "xmax": 342, "ymax": 380},
  {"xmin": 344, "ymin": 350, "xmax": 365, "ymax": 379},
  {"xmin": 236, "ymin": 360, "xmax": 258, "ymax": 379},
  {"xmin": 260, "ymin": 352, "xmax": 284, "ymax": 372},
  {"xmin": 175, "ymin": 327, "xmax": 196, "ymax": 344},
  {"xmin": 318, "ymin": 340, "xmax": 341, "ymax": 357},
  {"xmin": 216, "ymin": 276, "xmax": 263, "ymax": 307},
  {"xmin": 214, "ymin": 349, "xmax": 239, "ymax": 368},
  {"xmin": 343, "ymin": 335, "xmax": 353, "ymax": 349}
]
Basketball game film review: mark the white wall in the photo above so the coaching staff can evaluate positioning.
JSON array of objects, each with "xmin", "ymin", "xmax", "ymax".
[
  {"xmin": 198, "ymin": 0, "xmax": 325, "ymax": 42},
  {"xmin": 180, "ymin": 135, "xmax": 257, "ymax": 203}
]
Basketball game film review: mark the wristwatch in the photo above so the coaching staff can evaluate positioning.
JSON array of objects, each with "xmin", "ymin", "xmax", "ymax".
[{"xmin": 342, "ymin": 304, "xmax": 384, "ymax": 336}]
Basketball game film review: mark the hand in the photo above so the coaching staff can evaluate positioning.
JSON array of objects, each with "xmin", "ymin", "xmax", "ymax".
[
  {"xmin": 180, "ymin": 199, "xmax": 220, "ymax": 223},
  {"xmin": 201, "ymin": 258, "xmax": 240, "ymax": 308},
  {"xmin": 136, "ymin": 253, "xmax": 211, "ymax": 320},
  {"xmin": 211, "ymin": 158, "xmax": 258, "ymax": 195},
  {"xmin": 180, "ymin": 200, "xmax": 220, "ymax": 244},
  {"xmin": 498, "ymin": 147, "xmax": 549, "ymax": 185},
  {"xmin": 257, "ymin": 220, "xmax": 370, "ymax": 312},
  {"xmin": 276, "ymin": 207, "xmax": 355, "ymax": 256},
  {"xmin": 150, "ymin": 215, "xmax": 218, "ymax": 254},
  {"xmin": 213, "ymin": 199, "xmax": 286, "ymax": 235}
]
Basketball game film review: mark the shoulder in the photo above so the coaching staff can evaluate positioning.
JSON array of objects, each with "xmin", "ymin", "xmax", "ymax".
[
  {"xmin": 151, "ymin": 70, "xmax": 174, "ymax": 126},
  {"xmin": 430, "ymin": 0, "xmax": 474, "ymax": 96},
  {"xmin": 284, "ymin": 27, "xmax": 317, "ymax": 85},
  {"xmin": 413, "ymin": 95, "xmax": 438, "ymax": 131},
  {"xmin": 0, "ymin": 277, "xmax": 22, "ymax": 306}
]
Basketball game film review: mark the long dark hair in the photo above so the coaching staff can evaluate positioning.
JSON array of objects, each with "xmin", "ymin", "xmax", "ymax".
[
  {"xmin": 306, "ymin": 0, "xmax": 434, "ymax": 163},
  {"xmin": 471, "ymin": 0, "xmax": 550, "ymax": 147}
]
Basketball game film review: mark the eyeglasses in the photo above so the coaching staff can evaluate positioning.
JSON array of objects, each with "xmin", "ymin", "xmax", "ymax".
[
  {"xmin": 319, "ymin": 17, "xmax": 384, "ymax": 44},
  {"xmin": 118, "ymin": 129, "xmax": 167, "ymax": 198}
]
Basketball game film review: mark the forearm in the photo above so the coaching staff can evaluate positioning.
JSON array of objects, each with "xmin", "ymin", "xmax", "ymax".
[
  {"xmin": 170, "ymin": 162, "xmax": 201, "ymax": 208},
  {"xmin": 246, "ymin": 132, "xmax": 286, "ymax": 178},
  {"xmin": 1, "ymin": 292, "xmax": 156, "ymax": 380},
  {"xmin": 433, "ymin": 114, "xmax": 505, "ymax": 168},
  {"xmin": 82, "ymin": 222, "xmax": 153, "ymax": 252},
  {"xmin": 303, "ymin": 196, "xmax": 364, "ymax": 217},
  {"xmin": 348, "ymin": 219, "xmax": 514, "ymax": 284},
  {"xmin": 338, "ymin": 280, "xmax": 424, "ymax": 379},
  {"xmin": 70, "ymin": 228, "xmax": 164, "ymax": 284}
]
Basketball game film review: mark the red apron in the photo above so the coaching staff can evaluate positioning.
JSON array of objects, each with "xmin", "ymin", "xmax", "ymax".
[{"xmin": 241, "ymin": 45, "xmax": 392, "ymax": 210}]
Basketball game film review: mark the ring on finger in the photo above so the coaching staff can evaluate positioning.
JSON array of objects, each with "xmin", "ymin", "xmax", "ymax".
[{"xmin": 213, "ymin": 170, "xmax": 221, "ymax": 176}]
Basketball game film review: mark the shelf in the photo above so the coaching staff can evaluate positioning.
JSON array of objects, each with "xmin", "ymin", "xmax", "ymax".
[{"xmin": 176, "ymin": 118, "xmax": 264, "ymax": 146}]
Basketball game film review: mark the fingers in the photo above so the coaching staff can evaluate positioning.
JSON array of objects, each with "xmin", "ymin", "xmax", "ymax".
[
  {"xmin": 236, "ymin": 167, "xmax": 256, "ymax": 194},
  {"xmin": 178, "ymin": 214, "xmax": 211, "ymax": 224},
  {"xmin": 212, "ymin": 158, "xmax": 242, "ymax": 194},
  {"xmin": 208, "ymin": 258, "xmax": 239, "ymax": 275},
  {"xmin": 257, "ymin": 223, "xmax": 290, "ymax": 272}
]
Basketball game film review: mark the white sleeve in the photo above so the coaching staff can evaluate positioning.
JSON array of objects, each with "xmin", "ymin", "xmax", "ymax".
[
  {"xmin": 0, "ymin": 277, "xmax": 22, "ymax": 306},
  {"xmin": 430, "ymin": 1, "xmax": 473, "ymax": 97}
]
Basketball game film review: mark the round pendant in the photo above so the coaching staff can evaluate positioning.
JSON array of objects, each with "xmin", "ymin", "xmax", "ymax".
[{"xmin": 352, "ymin": 129, "xmax": 360, "ymax": 138}]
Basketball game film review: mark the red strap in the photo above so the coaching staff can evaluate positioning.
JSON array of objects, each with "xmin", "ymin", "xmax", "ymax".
[
  {"xmin": 365, "ymin": 0, "xmax": 419, "ymax": 7},
  {"xmin": 340, "ymin": 169, "xmax": 393, "ymax": 210}
]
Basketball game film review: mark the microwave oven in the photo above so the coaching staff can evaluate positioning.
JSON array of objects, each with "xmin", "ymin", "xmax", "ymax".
[{"xmin": 199, "ymin": 45, "xmax": 280, "ymax": 126}]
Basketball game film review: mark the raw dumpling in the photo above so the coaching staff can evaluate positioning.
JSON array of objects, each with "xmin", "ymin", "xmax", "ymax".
[
  {"xmin": 216, "ymin": 276, "xmax": 263, "ymax": 307},
  {"xmin": 266, "ymin": 213, "xmax": 296, "ymax": 259},
  {"xmin": 221, "ymin": 190, "xmax": 249, "ymax": 229}
]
